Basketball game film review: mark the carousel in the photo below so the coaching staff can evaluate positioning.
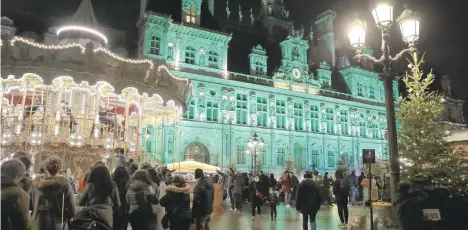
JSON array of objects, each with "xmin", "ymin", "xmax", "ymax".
[{"xmin": 1, "ymin": 34, "xmax": 192, "ymax": 178}]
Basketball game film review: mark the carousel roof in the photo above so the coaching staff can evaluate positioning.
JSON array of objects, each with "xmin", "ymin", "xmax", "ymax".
[
  {"xmin": 165, "ymin": 160, "xmax": 219, "ymax": 173},
  {"xmin": 1, "ymin": 36, "xmax": 193, "ymax": 112}
]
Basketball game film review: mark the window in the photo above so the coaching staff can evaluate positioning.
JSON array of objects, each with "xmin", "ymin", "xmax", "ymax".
[
  {"xmin": 276, "ymin": 100, "xmax": 286, "ymax": 129},
  {"xmin": 327, "ymin": 150, "xmax": 335, "ymax": 168},
  {"xmin": 256, "ymin": 97, "xmax": 268, "ymax": 127},
  {"xmin": 254, "ymin": 61, "xmax": 264, "ymax": 74},
  {"xmin": 185, "ymin": 5, "xmax": 197, "ymax": 23},
  {"xmin": 208, "ymin": 51, "xmax": 218, "ymax": 67},
  {"xmin": 235, "ymin": 93, "xmax": 248, "ymax": 125},
  {"xmin": 310, "ymin": 105, "xmax": 320, "ymax": 132},
  {"xmin": 311, "ymin": 149, "xmax": 319, "ymax": 168},
  {"xmin": 183, "ymin": 100, "xmax": 195, "ymax": 119},
  {"xmin": 236, "ymin": 145, "xmax": 246, "ymax": 164},
  {"xmin": 185, "ymin": 46, "xmax": 196, "ymax": 64},
  {"xmin": 325, "ymin": 108, "xmax": 334, "ymax": 134},
  {"xmin": 149, "ymin": 35, "xmax": 160, "ymax": 55},
  {"xmin": 357, "ymin": 83, "xmax": 363, "ymax": 96},
  {"xmin": 359, "ymin": 114, "xmax": 367, "ymax": 137},
  {"xmin": 382, "ymin": 145, "xmax": 388, "ymax": 160},
  {"xmin": 293, "ymin": 102, "xmax": 304, "ymax": 131},
  {"xmin": 368, "ymin": 116, "xmax": 379, "ymax": 138},
  {"xmin": 277, "ymin": 148, "xmax": 285, "ymax": 166},
  {"xmin": 340, "ymin": 110, "xmax": 349, "ymax": 135},
  {"xmin": 206, "ymin": 101, "xmax": 219, "ymax": 122},
  {"xmin": 369, "ymin": 86, "xmax": 375, "ymax": 99}
]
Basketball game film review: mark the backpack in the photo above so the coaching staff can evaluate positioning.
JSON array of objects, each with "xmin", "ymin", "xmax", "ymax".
[{"xmin": 340, "ymin": 179, "xmax": 351, "ymax": 193}]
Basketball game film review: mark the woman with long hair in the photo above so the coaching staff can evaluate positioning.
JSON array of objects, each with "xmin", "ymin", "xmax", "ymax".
[
  {"xmin": 160, "ymin": 175, "xmax": 191, "ymax": 230},
  {"xmin": 29, "ymin": 156, "xmax": 77, "ymax": 230},
  {"xmin": 127, "ymin": 170, "xmax": 159, "ymax": 230},
  {"xmin": 112, "ymin": 166, "xmax": 130, "ymax": 230},
  {"xmin": 281, "ymin": 171, "xmax": 292, "ymax": 208},
  {"xmin": 78, "ymin": 165, "xmax": 120, "ymax": 229},
  {"xmin": 269, "ymin": 173, "xmax": 277, "ymax": 190}
]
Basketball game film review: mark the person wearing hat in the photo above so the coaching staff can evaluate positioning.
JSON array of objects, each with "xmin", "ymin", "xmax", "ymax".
[
  {"xmin": 192, "ymin": 168, "xmax": 214, "ymax": 230},
  {"xmin": 345, "ymin": 170, "xmax": 359, "ymax": 203}
]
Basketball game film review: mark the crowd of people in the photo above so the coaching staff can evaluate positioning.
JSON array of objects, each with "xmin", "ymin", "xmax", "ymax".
[{"xmin": 1, "ymin": 151, "xmax": 216, "ymax": 230}]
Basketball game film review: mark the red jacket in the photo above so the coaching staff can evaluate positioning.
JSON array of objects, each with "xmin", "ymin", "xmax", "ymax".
[{"xmin": 281, "ymin": 177, "xmax": 292, "ymax": 193}]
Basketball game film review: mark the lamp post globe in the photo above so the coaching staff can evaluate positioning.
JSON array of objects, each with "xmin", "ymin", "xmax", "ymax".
[
  {"xmin": 348, "ymin": 19, "xmax": 367, "ymax": 48},
  {"xmin": 397, "ymin": 6, "xmax": 421, "ymax": 43},
  {"xmin": 371, "ymin": 2, "xmax": 394, "ymax": 27}
]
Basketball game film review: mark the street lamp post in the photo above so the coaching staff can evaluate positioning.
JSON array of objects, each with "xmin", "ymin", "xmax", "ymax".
[
  {"xmin": 246, "ymin": 133, "xmax": 264, "ymax": 174},
  {"xmin": 348, "ymin": 3, "xmax": 420, "ymax": 204}
]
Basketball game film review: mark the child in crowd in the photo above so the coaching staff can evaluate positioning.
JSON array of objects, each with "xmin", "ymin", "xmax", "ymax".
[{"xmin": 268, "ymin": 187, "xmax": 279, "ymax": 220}]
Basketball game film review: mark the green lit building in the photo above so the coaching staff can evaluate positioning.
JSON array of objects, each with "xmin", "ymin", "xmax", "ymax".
[{"xmin": 137, "ymin": 0, "xmax": 397, "ymax": 174}]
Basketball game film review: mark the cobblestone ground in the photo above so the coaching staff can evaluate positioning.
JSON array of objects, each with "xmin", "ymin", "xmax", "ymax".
[{"xmin": 208, "ymin": 203, "xmax": 344, "ymax": 230}]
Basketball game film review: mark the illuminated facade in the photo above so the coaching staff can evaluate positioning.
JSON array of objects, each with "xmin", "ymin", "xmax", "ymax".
[{"xmin": 137, "ymin": 1, "xmax": 398, "ymax": 174}]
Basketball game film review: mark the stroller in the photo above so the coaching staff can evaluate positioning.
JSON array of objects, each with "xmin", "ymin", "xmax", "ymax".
[{"xmin": 68, "ymin": 206, "xmax": 111, "ymax": 230}]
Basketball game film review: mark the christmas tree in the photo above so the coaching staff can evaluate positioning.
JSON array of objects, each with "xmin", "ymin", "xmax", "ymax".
[
  {"xmin": 285, "ymin": 153, "xmax": 296, "ymax": 173},
  {"xmin": 397, "ymin": 54, "xmax": 467, "ymax": 189}
]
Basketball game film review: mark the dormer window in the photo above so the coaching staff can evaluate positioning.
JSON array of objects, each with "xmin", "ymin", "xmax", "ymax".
[
  {"xmin": 186, "ymin": 5, "xmax": 197, "ymax": 23},
  {"xmin": 208, "ymin": 51, "xmax": 218, "ymax": 68}
]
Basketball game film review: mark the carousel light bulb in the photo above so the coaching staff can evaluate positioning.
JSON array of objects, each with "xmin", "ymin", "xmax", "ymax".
[
  {"xmin": 55, "ymin": 111, "xmax": 61, "ymax": 121},
  {"xmin": 54, "ymin": 125, "xmax": 60, "ymax": 136},
  {"xmin": 15, "ymin": 124, "xmax": 22, "ymax": 135}
]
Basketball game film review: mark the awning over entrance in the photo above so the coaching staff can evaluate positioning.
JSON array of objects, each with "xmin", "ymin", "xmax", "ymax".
[{"xmin": 166, "ymin": 160, "xmax": 218, "ymax": 173}]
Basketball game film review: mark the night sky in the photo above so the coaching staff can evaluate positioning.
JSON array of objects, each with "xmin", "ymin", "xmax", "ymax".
[{"xmin": 2, "ymin": 0, "xmax": 468, "ymax": 116}]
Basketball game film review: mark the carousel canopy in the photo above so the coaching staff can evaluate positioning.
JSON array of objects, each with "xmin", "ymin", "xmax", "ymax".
[{"xmin": 166, "ymin": 160, "xmax": 219, "ymax": 173}]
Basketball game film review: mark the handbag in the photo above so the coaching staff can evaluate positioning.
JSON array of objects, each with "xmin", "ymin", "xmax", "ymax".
[{"xmin": 254, "ymin": 183, "xmax": 263, "ymax": 199}]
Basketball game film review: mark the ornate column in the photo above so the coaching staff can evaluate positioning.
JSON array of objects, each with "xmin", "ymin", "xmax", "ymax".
[
  {"xmin": 198, "ymin": 86, "xmax": 206, "ymax": 122},
  {"xmin": 269, "ymin": 96, "xmax": 276, "ymax": 128},
  {"xmin": 287, "ymin": 97, "xmax": 294, "ymax": 130},
  {"xmin": 304, "ymin": 100, "xmax": 312, "ymax": 132},
  {"xmin": 249, "ymin": 92, "xmax": 257, "ymax": 127}
]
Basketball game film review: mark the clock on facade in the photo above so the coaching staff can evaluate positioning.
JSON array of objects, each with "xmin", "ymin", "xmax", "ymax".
[{"xmin": 292, "ymin": 68, "xmax": 301, "ymax": 79}]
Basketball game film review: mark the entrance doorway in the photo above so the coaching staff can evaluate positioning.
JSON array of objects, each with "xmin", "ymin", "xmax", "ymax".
[{"xmin": 184, "ymin": 142, "xmax": 210, "ymax": 164}]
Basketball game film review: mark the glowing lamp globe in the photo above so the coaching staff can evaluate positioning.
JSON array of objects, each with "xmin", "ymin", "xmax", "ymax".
[
  {"xmin": 397, "ymin": 7, "xmax": 421, "ymax": 43},
  {"xmin": 348, "ymin": 19, "xmax": 367, "ymax": 48},
  {"xmin": 371, "ymin": 3, "xmax": 394, "ymax": 27}
]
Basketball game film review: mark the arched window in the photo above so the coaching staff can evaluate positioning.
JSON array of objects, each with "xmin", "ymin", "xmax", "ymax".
[
  {"xmin": 327, "ymin": 150, "xmax": 335, "ymax": 168},
  {"xmin": 149, "ymin": 35, "xmax": 161, "ymax": 55},
  {"xmin": 277, "ymin": 148, "xmax": 285, "ymax": 166},
  {"xmin": 208, "ymin": 51, "xmax": 218, "ymax": 67},
  {"xmin": 236, "ymin": 145, "xmax": 246, "ymax": 164},
  {"xmin": 185, "ymin": 46, "xmax": 196, "ymax": 64}
]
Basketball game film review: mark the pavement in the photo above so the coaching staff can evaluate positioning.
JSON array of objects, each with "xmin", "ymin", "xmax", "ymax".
[{"xmin": 208, "ymin": 203, "xmax": 345, "ymax": 230}]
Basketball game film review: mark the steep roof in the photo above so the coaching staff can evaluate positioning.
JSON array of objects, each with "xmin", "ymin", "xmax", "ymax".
[{"xmin": 70, "ymin": 0, "xmax": 99, "ymax": 26}]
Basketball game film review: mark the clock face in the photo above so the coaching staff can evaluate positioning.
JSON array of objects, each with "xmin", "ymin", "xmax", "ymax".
[{"xmin": 292, "ymin": 68, "xmax": 301, "ymax": 79}]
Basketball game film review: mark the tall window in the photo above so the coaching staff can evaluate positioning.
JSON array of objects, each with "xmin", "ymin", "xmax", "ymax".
[
  {"xmin": 357, "ymin": 83, "xmax": 363, "ymax": 96},
  {"xmin": 310, "ymin": 105, "xmax": 320, "ymax": 132},
  {"xmin": 293, "ymin": 102, "xmax": 304, "ymax": 131},
  {"xmin": 359, "ymin": 114, "xmax": 367, "ymax": 137},
  {"xmin": 340, "ymin": 110, "xmax": 349, "ymax": 135},
  {"xmin": 325, "ymin": 107, "xmax": 334, "ymax": 133},
  {"xmin": 327, "ymin": 150, "xmax": 335, "ymax": 168},
  {"xmin": 236, "ymin": 93, "xmax": 248, "ymax": 125},
  {"xmin": 149, "ymin": 35, "xmax": 160, "ymax": 55},
  {"xmin": 368, "ymin": 116, "xmax": 379, "ymax": 138},
  {"xmin": 369, "ymin": 86, "xmax": 375, "ymax": 99},
  {"xmin": 236, "ymin": 145, "xmax": 246, "ymax": 164},
  {"xmin": 185, "ymin": 46, "xmax": 196, "ymax": 64},
  {"xmin": 256, "ymin": 97, "xmax": 268, "ymax": 127},
  {"xmin": 185, "ymin": 5, "xmax": 197, "ymax": 23},
  {"xmin": 255, "ymin": 61, "xmax": 264, "ymax": 74},
  {"xmin": 276, "ymin": 100, "xmax": 286, "ymax": 129},
  {"xmin": 311, "ymin": 149, "xmax": 319, "ymax": 168},
  {"xmin": 183, "ymin": 100, "xmax": 195, "ymax": 119},
  {"xmin": 277, "ymin": 148, "xmax": 285, "ymax": 166},
  {"xmin": 208, "ymin": 51, "xmax": 218, "ymax": 67},
  {"xmin": 206, "ymin": 101, "xmax": 219, "ymax": 122}
]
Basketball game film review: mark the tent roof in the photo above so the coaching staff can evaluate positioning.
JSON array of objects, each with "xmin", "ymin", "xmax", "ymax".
[{"xmin": 165, "ymin": 160, "xmax": 218, "ymax": 173}]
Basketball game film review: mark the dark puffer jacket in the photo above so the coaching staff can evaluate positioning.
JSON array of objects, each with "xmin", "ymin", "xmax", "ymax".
[
  {"xmin": 192, "ymin": 178, "xmax": 214, "ymax": 217},
  {"xmin": 160, "ymin": 185, "xmax": 191, "ymax": 221},
  {"xmin": 1, "ymin": 175, "xmax": 32, "ymax": 230},
  {"xmin": 295, "ymin": 178, "xmax": 322, "ymax": 214}
]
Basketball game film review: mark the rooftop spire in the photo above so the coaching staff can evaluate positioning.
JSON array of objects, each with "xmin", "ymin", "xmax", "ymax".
[{"xmin": 71, "ymin": 0, "xmax": 99, "ymax": 26}]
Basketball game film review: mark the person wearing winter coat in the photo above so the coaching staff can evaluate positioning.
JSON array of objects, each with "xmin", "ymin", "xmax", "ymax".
[
  {"xmin": 160, "ymin": 175, "xmax": 192, "ymax": 230},
  {"xmin": 281, "ymin": 171, "xmax": 293, "ymax": 208},
  {"xmin": 249, "ymin": 175, "xmax": 264, "ymax": 220},
  {"xmin": 296, "ymin": 171, "xmax": 322, "ymax": 230},
  {"xmin": 290, "ymin": 172, "xmax": 300, "ymax": 200},
  {"xmin": 126, "ymin": 170, "xmax": 159, "ymax": 230},
  {"xmin": 155, "ymin": 173, "xmax": 167, "ymax": 230},
  {"xmin": 78, "ymin": 165, "xmax": 121, "ymax": 229},
  {"xmin": 395, "ymin": 183, "xmax": 426, "ymax": 230},
  {"xmin": 192, "ymin": 168, "xmax": 214, "ymax": 230},
  {"xmin": 267, "ymin": 187, "xmax": 279, "ymax": 220},
  {"xmin": 13, "ymin": 151, "xmax": 33, "ymax": 192},
  {"xmin": 1, "ymin": 159, "xmax": 32, "ymax": 230},
  {"xmin": 322, "ymin": 172, "xmax": 333, "ymax": 206},
  {"xmin": 230, "ymin": 171, "xmax": 245, "ymax": 212},
  {"xmin": 269, "ymin": 173, "xmax": 277, "ymax": 190},
  {"xmin": 111, "ymin": 166, "xmax": 130, "ymax": 230},
  {"xmin": 333, "ymin": 171, "xmax": 349, "ymax": 227},
  {"xmin": 29, "ymin": 156, "xmax": 77, "ymax": 230},
  {"xmin": 345, "ymin": 170, "xmax": 359, "ymax": 203}
]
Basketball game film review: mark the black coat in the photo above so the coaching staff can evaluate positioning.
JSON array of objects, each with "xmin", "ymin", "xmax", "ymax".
[
  {"xmin": 295, "ymin": 178, "xmax": 322, "ymax": 213},
  {"xmin": 160, "ymin": 185, "xmax": 191, "ymax": 221},
  {"xmin": 1, "ymin": 175, "xmax": 32, "ymax": 230},
  {"xmin": 395, "ymin": 193, "xmax": 423, "ymax": 230},
  {"xmin": 192, "ymin": 178, "xmax": 214, "ymax": 217},
  {"xmin": 332, "ymin": 179, "xmax": 348, "ymax": 203},
  {"xmin": 260, "ymin": 174, "xmax": 270, "ymax": 195},
  {"xmin": 249, "ymin": 181, "xmax": 264, "ymax": 205}
]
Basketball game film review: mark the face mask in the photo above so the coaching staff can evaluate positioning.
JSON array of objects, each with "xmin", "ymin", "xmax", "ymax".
[
  {"xmin": 254, "ymin": 179, "xmax": 259, "ymax": 182},
  {"xmin": 269, "ymin": 191, "xmax": 273, "ymax": 194}
]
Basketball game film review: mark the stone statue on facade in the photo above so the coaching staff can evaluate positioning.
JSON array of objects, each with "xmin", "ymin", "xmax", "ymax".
[{"xmin": 441, "ymin": 75, "xmax": 454, "ymax": 98}]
